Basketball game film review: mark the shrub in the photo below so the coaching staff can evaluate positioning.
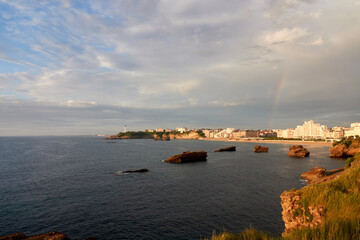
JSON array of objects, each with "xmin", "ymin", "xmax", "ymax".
[{"xmin": 345, "ymin": 157, "xmax": 355, "ymax": 167}]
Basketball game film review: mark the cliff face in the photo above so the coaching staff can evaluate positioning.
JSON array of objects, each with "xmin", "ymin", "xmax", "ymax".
[
  {"xmin": 169, "ymin": 131, "xmax": 202, "ymax": 140},
  {"xmin": 281, "ymin": 190, "xmax": 324, "ymax": 235}
]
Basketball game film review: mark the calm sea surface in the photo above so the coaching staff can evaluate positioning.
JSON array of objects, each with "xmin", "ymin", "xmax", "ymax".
[{"xmin": 0, "ymin": 136, "xmax": 345, "ymax": 239}]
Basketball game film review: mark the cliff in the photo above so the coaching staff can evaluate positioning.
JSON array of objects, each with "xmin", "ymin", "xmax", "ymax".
[
  {"xmin": 169, "ymin": 131, "xmax": 203, "ymax": 140},
  {"xmin": 281, "ymin": 152, "xmax": 360, "ymax": 238}
]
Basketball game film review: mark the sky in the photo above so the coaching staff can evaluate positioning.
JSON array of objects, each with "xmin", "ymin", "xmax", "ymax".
[{"xmin": 0, "ymin": 0, "xmax": 360, "ymax": 136}]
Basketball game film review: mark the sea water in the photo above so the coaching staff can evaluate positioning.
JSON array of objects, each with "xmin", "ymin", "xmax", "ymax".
[{"xmin": 0, "ymin": 136, "xmax": 345, "ymax": 239}]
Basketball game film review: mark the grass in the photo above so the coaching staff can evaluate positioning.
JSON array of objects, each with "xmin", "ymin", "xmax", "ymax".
[
  {"xmin": 206, "ymin": 228, "xmax": 279, "ymax": 240},
  {"xmin": 209, "ymin": 153, "xmax": 360, "ymax": 240},
  {"xmin": 285, "ymin": 219, "xmax": 360, "ymax": 240}
]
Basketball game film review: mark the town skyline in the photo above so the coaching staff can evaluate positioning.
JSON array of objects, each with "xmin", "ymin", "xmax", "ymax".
[{"xmin": 121, "ymin": 119, "xmax": 360, "ymax": 141}]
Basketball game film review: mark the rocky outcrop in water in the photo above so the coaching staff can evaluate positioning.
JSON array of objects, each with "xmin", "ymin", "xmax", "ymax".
[
  {"xmin": 280, "ymin": 190, "xmax": 325, "ymax": 235},
  {"xmin": 116, "ymin": 169, "xmax": 149, "ymax": 174},
  {"xmin": 287, "ymin": 145, "xmax": 310, "ymax": 158},
  {"xmin": 214, "ymin": 146, "xmax": 236, "ymax": 152},
  {"xmin": 0, "ymin": 232, "xmax": 71, "ymax": 240},
  {"xmin": 329, "ymin": 144, "xmax": 360, "ymax": 158},
  {"xmin": 253, "ymin": 145, "xmax": 268, "ymax": 152},
  {"xmin": 164, "ymin": 151, "xmax": 207, "ymax": 163},
  {"xmin": 301, "ymin": 167, "xmax": 344, "ymax": 184}
]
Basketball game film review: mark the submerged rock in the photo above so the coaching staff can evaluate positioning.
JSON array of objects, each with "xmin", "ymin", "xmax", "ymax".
[
  {"xmin": 301, "ymin": 167, "xmax": 344, "ymax": 184},
  {"xmin": 164, "ymin": 151, "xmax": 207, "ymax": 163},
  {"xmin": 214, "ymin": 146, "xmax": 236, "ymax": 152},
  {"xmin": 287, "ymin": 145, "xmax": 310, "ymax": 158},
  {"xmin": 254, "ymin": 145, "xmax": 268, "ymax": 152}
]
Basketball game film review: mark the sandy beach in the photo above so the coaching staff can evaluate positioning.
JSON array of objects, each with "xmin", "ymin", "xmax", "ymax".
[{"xmin": 200, "ymin": 138, "xmax": 333, "ymax": 146}]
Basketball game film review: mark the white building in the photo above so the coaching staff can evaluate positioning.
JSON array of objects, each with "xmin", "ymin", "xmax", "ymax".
[
  {"xmin": 176, "ymin": 127, "xmax": 188, "ymax": 133},
  {"xmin": 293, "ymin": 120, "xmax": 329, "ymax": 139},
  {"xmin": 214, "ymin": 128, "xmax": 235, "ymax": 138},
  {"xmin": 345, "ymin": 122, "xmax": 360, "ymax": 137}
]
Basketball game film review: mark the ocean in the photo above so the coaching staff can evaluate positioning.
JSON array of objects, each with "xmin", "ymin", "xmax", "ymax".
[{"xmin": 0, "ymin": 136, "xmax": 345, "ymax": 239}]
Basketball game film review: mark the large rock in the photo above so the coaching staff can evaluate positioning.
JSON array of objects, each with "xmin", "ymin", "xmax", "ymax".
[
  {"xmin": 0, "ymin": 232, "xmax": 70, "ymax": 240},
  {"xmin": 329, "ymin": 144, "xmax": 360, "ymax": 158},
  {"xmin": 164, "ymin": 151, "xmax": 207, "ymax": 163},
  {"xmin": 214, "ymin": 146, "xmax": 236, "ymax": 152},
  {"xmin": 254, "ymin": 145, "xmax": 268, "ymax": 152},
  {"xmin": 287, "ymin": 145, "xmax": 310, "ymax": 158},
  {"xmin": 281, "ymin": 190, "xmax": 324, "ymax": 235},
  {"xmin": 301, "ymin": 167, "xmax": 344, "ymax": 184}
]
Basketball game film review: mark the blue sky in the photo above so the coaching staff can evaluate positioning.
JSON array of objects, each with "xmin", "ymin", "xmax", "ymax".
[{"xmin": 0, "ymin": 0, "xmax": 360, "ymax": 136}]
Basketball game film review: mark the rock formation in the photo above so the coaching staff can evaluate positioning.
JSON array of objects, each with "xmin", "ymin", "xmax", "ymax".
[
  {"xmin": 116, "ymin": 169, "xmax": 149, "ymax": 174},
  {"xmin": 329, "ymin": 144, "xmax": 360, "ymax": 158},
  {"xmin": 0, "ymin": 232, "xmax": 71, "ymax": 240},
  {"xmin": 287, "ymin": 145, "xmax": 310, "ymax": 158},
  {"xmin": 154, "ymin": 134, "xmax": 170, "ymax": 141},
  {"xmin": 301, "ymin": 167, "xmax": 344, "ymax": 184},
  {"xmin": 253, "ymin": 145, "xmax": 268, "ymax": 152},
  {"xmin": 214, "ymin": 146, "xmax": 236, "ymax": 152},
  {"xmin": 164, "ymin": 151, "xmax": 207, "ymax": 163},
  {"xmin": 280, "ymin": 190, "xmax": 325, "ymax": 235}
]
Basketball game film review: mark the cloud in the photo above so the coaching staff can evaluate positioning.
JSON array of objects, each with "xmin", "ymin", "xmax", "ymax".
[
  {"xmin": 261, "ymin": 28, "xmax": 308, "ymax": 45},
  {"xmin": 0, "ymin": 0, "xmax": 359, "ymax": 135}
]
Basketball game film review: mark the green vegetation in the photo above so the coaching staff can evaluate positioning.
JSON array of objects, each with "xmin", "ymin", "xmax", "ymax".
[
  {"xmin": 345, "ymin": 157, "xmax": 355, "ymax": 168},
  {"xmin": 333, "ymin": 136, "xmax": 360, "ymax": 147},
  {"xmin": 206, "ymin": 228, "xmax": 279, "ymax": 240},
  {"xmin": 209, "ymin": 153, "xmax": 360, "ymax": 240},
  {"xmin": 286, "ymin": 219, "xmax": 360, "ymax": 240},
  {"xmin": 197, "ymin": 130, "xmax": 206, "ymax": 138},
  {"xmin": 117, "ymin": 131, "xmax": 154, "ymax": 137}
]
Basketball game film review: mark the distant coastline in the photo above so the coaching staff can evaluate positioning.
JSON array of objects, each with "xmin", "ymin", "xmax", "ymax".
[{"xmin": 201, "ymin": 137, "xmax": 332, "ymax": 146}]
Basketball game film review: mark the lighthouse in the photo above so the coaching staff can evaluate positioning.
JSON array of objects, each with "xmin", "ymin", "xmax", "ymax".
[{"xmin": 124, "ymin": 125, "xmax": 127, "ymax": 133}]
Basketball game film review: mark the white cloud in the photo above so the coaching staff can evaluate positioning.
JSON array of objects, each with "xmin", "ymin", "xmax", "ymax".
[
  {"xmin": 261, "ymin": 28, "xmax": 308, "ymax": 45},
  {"xmin": 307, "ymin": 36, "xmax": 323, "ymax": 46}
]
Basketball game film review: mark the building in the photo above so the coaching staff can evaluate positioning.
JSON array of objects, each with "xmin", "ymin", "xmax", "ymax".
[
  {"xmin": 293, "ymin": 120, "xmax": 329, "ymax": 139},
  {"xmin": 231, "ymin": 130, "xmax": 260, "ymax": 138},
  {"xmin": 156, "ymin": 128, "xmax": 164, "ymax": 132},
  {"xmin": 176, "ymin": 127, "xmax": 188, "ymax": 133},
  {"xmin": 277, "ymin": 129, "xmax": 295, "ymax": 138},
  {"xmin": 345, "ymin": 123, "xmax": 360, "ymax": 137}
]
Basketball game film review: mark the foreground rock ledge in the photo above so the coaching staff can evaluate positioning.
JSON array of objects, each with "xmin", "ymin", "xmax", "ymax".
[
  {"xmin": 164, "ymin": 151, "xmax": 207, "ymax": 163},
  {"xmin": 254, "ymin": 145, "xmax": 268, "ymax": 152},
  {"xmin": 280, "ymin": 190, "xmax": 324, "ymax": 235},
  {"xmin": 287, "ymin": 145, "xmax": 310, "ymax": 158},
  {"xmin": 0, "ymin": 232, "xmax": 71, "ymax": 240},
  {"xmin": 301, "ymin": 167, "xmax": 344, "ymax": 184},
  {"xmin": 214, "ymin": 146, "xmax": 236, "ymax": 152}
]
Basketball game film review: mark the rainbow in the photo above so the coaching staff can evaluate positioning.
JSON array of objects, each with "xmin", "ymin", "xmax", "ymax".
[{"xmin": 269, "ymin": 74, "xmax": 287, "ymax": 129}]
